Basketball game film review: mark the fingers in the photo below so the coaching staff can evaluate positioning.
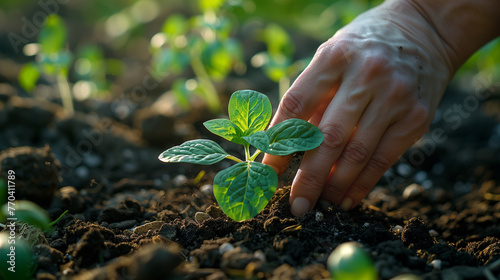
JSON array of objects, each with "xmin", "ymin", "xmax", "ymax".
[
  {"xmin": 263, "ymin": 41, "xmax": 346, "ymax": 173},
  {"xmin": 338, "ymin": 105, "xmax": 429, "ymax": 209},
  {"xmin": 320, "ymin": 104, "xmax": 391, "ymax": 206},
  {"xmin": 288, "ymin": 78, "xmax": 371, "ymax": 216},
  {"xmin": 337, "ymin": 127, "xmax": 418, "ymax": 210}
]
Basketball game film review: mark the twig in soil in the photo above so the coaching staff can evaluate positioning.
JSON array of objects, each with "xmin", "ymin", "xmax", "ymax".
[{"xmin": 180, "ymin": 204, "xmax": 191, "ymax": 214}]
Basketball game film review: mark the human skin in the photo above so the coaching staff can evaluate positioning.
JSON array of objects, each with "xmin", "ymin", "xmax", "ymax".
[{"xmin": 262, "ymin": 0, "xmax": 500, "ymax": 216}]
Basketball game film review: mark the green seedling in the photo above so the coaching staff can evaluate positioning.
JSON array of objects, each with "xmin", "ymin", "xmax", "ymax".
[
  {"xmin": 159, "ymin": 90, "xmax": 323, "ymax": 221},
  {"xmin": 252, "ymin": 23, "xmax": 310, "ymax": 99},
  {"xmin": 18, "ymin": 14, "xmax": 119, "ymax": 115},
  {"xmin": 327, "ymin": 241, "xmax": 378, "ymax": 280},
  {"xmin": 19, "ymin": 14, "xmax": 74, "ymax": 116},
  {"xmin": 150, "ymin": 1, "xmax": 244, "ymax": 113},
  {"xmin": 0, "ymin": 232, "xmax": 34, "ymax": 280}
]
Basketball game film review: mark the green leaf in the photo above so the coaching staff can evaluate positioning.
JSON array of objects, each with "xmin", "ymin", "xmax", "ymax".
[
  {"xmin": 2, "ymin": 201, "xmax": 51, "ymax": 231},
  {"xmin": 162, "ymin": 14, "xmax": 188, "ymax": 38},
  {"xmin": 213, "ymin": 162, "xmax": 277, "ymax": 221},
  {"xmin": 158, "ymin": 139, "xmax": 229, "ymax": 165},
  {"xmin": 39, "ymin": 14, "xmax": 67, "ymax": 54},
  {"xmin": 228, "ymin": 90, "xmax": 272, "ymax": 138},
  {"xmin": 199, "ymin": 0, "xmax": 225, "ymax": 13},
  {"xmin": 242, "ymin": 131, "xmax": 270, "ymax": 152},
  {"xmin": 18, "ymin": 63, "xmax": 40, "ymax": 92},
  {"xmin": 265, "ymin": 118, "xmax": 324, "ymax": 155},
  {"xmin": 153, "ymin": 48, "xmax": 189, "ymax": 79},
  {"xmin": 204, "ymin": 119, "xmax": 245, "ymax": 144}
]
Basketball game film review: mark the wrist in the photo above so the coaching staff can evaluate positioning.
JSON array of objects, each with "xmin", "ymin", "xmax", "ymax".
[{"xmin": 394, "ymin": 0, "xmax": 500, "ymax": 72}]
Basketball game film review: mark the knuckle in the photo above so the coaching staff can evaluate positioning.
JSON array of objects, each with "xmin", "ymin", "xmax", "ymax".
[
  {"xmin": 367, "ymin": 153, "xmax": 392, "ymax": 175},
  {"xmin": 341, "ymin": 140, "xmax": 371, "ymax": 165},
  {"xmin": 316, "ymin": 39, "xmax": 351, "ymax": 65},
  {"xmin": 320, "ymin": 123, "xmax": 347, "ymax": 152},
  {"xmin": 351, "ymin": 181, "xmax": 375, "ymax": 196},
  {"xmin": 296, "ymin": 171, "xmax": 326, "ymax": 193},
  {"xmin": 279, "ymin": 91, "xmax": 304, "ymax": 119}
]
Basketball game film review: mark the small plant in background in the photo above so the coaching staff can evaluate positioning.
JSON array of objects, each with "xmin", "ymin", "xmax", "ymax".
[
  {"xmin": 18, "ymin": 14, "xmax": 121, "ymax": 116},
  {"xmin": 150, "ymin": 0, "xmax": 244, "ymax": 113},
  {"xmin": 159, "ymin": 90, "xmax": 323, "ymax": 221},
  {"xmin": 251, "ymin": 23, "xmax": 310, "ymax": 99},
  {"xmin": 327, "ymin": 241, "xmax": 378, "ymax": 280},
  {"xmin": 18, "ymin": 14, "xmax": 74, "ymax": 116}
]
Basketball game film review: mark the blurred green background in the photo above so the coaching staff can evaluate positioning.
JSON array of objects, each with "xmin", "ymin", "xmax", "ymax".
[{"xmin": 0, "ymin": 0, "xmax": 498, "ymax": 110}]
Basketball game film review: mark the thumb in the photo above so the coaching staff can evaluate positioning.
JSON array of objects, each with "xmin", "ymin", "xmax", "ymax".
[{"xmin": 262, "ymin": 154, "xmax": 292, "ymax": 176}]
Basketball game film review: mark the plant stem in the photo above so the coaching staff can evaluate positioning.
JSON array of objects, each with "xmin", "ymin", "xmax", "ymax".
[
  {"xmin": 249, "ymin": 150, "xmax": 262, "ymax": 161},
  {"xmin": 56, "ymin": 72, "xmax": 74, "ymax": 117},
  {"xmin": 244, "ymin": 144, "xmax": 251, "ymax": 162},
  {"xmin": 226, "ymin": 155, "xmax": 244, "ymax": 163},
  {"xmin": 190, "ymin": 48, "xmax": 221, "ymax": 114},
  {"xmin": 48, "ymin": 210, "xmax": 69, "ymax": 227}
]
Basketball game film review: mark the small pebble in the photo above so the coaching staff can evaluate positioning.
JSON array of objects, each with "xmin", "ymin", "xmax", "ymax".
[
  {"xmin": 253, "ymin": 250, "xmax": 266, "ymax": 262},
  {"xmin": 421, "ymin": 180, "xmax": 433, "ymax": 190},
  {"xmin": 200, "ymin": 184, "xmax": 213, "ymax": 195},
  {"xmin": 402, "ymin": 183, "xmax": 424, "ymax": 200},
  {"xmin": 393, "ymin": 225, "xmax": 404, "ymax": 234},
  {"xmin": 315, "ymin": 211, "xmax": 324, "ymax": 222},
  {"xmin": 83, "ymin": 153, "xmax": 101, "ymax": 168},
  {"xmin": 363, "ymin": 222, "xmax": 370, "ymax": 227},
  {"xmin": 133, "ymin": 221, "xmax": 164, "ymax": 235},
  {"xmin": 159, "ymin": 224, "xmax": 177, "ymax": 239},
  {"xmin": 195, "ymin": 212, "xmax": 210, "ymax": 222},
  {"xmin": 430, "ymin": 259, "xmax": 442, "ymax": 270},
  {"xmin": 414, "ymin": 170, "xmax": 427, "ymax": 182},
  {"xmin": 173, "ymin": 174, "xmax": 188, "ymax": 187},
  {"xmin": 108, "ymin": 219, "xmax": 137, "ymax": 230},
  {"xmin": 397, "ymin": 163, "xmax": 413, "ymax": 177},
  {"xmin": 429, "ymin": 229, "xmax": 439, "ymax": 237},
  {"xmin": 75, "ymin": 166, "xmax": 89, "ymax": 178},
  {"xmin": 219, "ymin": 243, "xmax": 234, "ymax": 254}
]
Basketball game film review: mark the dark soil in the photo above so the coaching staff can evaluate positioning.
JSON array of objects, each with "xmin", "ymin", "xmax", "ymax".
[{"xmin": 0, "ymin": 80, "xmax": 500, "ymax": 280}]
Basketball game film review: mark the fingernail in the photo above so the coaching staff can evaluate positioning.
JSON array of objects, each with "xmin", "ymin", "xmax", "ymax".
[
  {"xmin": 340, "ymin": 198, "xmax": 353, "ymax": 211},
  {"xmin": 291, "ymin": 197, "xmax": 310, "ymax": 216}
]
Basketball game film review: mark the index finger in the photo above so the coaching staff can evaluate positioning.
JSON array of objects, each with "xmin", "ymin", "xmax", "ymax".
[{"xmin": 269, "ymin": 40, "xmax": 348, "ymax": 126}]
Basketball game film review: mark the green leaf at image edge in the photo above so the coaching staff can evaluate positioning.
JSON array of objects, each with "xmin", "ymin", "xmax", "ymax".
[
  {"xmin": 159, "ymin": 139, "xmax": 229, "ymax": 165},
  {"xmin": 213, "ymin": 162, "xmax": 277, "ymax": 222},
  {"xmin": 1, "ymin": 200, "xmax": 51, "ymax": 231},
  {"xmin": 229, "ymin": 90, "xmax": 272, "ymax": 137}
]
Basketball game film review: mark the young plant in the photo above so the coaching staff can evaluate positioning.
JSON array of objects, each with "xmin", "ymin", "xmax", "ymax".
[
  {"xmin": 159, "ymin": 90, "xmax": 323, "ymax": 221},
  {"xmin": 19, "ymin": 14, "xmax": 74, "ymax": 116},
  {"xmin": 251, "ymin": 23, "xmax": 310, "ymax": 99},
  {"xmin": 149, "ymin": 1, "xmax": 244, "ymax": 113}
]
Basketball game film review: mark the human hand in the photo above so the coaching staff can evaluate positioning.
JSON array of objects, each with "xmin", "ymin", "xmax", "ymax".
[{"xmin": 263, "ymin": 0, "xmax": 456, "ymax": 216}]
